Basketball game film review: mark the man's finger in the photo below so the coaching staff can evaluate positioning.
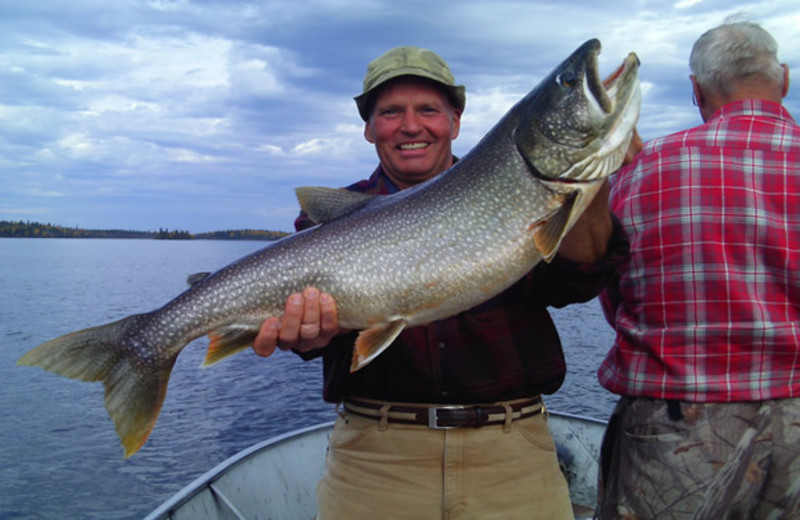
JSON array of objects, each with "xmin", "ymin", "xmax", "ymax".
[
  {"xmin": 253, "ymin": 318, "xmax": 280, "ymax": 357},
  {"xmin": 278, "ymin": 292, "xmax": 304, "ymax": 345},
  {"xmin": 300, "ymin": 287, "xmax": 322, "ymax": 339},
  {"xmin": 319, "ymin": 292, "xmax": 339, "ymax": 334}
]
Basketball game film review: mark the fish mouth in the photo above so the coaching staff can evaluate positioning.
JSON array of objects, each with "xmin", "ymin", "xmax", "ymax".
[
  {"xmin": 558, "ymin": 44, "xmax": 641, "ymax": 182},
  {"xmin": 587, "ymin": 47, "xmax": 640, "ymax": 116}
]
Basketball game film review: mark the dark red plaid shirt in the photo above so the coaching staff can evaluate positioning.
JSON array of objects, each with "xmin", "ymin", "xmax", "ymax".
[
  {"xmin": 600, "ymin": 100, "xmax": 800, "ymax": 402},
  {"xmin": 298, "ymin": 164, "xmax": 628, "ymax": 404}
]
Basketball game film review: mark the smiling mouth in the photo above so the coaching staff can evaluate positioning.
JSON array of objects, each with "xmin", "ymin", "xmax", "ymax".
[{"xmin": 398, "ymin": 142, "xmax": 429, "ymax": 151}]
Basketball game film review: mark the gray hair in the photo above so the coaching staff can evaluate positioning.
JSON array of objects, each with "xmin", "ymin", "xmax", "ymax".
[{"xmin": 690, "ymin": 19, "xmax": 784, "ymax": 96}]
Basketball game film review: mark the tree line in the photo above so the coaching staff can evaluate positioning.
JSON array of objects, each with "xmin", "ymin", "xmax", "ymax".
[{"xmin": 0, "ymin": 220, "xmax": 289, "ymax": 241}]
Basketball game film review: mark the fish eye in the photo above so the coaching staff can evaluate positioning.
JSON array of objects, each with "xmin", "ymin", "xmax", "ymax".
[{"xmin": 555, "ymin": 71, "xmax": 577, "ymax": 88}]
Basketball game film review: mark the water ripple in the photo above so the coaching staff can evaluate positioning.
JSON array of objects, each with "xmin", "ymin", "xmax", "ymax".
[{"xmin": 1, "ymin": 238, "xmax": 617, "ymax": 519}]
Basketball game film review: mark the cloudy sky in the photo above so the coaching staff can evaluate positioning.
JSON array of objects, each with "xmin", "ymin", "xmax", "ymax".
[{"xmin": 2, "ymin": 1, "xmax": 798, "ymax": 233}]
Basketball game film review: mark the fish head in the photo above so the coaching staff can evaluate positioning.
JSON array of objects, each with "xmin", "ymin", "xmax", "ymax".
[{"xmin": 513, "ymin": 38, "xmax": 641, "ymax": 182}]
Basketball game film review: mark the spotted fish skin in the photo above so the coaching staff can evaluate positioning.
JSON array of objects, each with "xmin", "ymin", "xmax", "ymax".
[{"xmin": 18, "ymin": 39, "xmax": 640, "ymax": 457}]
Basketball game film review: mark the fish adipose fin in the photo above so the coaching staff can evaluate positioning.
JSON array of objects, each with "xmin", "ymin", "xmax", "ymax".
[
  {"xmin": 295, "ymin": 186, "xmax": 377, "ymax": 224},
  {"xmin": 17, "ymin": 314, "xmax": 174, "ymax": 458},
  {"xmin": 203, "ymin": 326, "xmax": 259, "ymax": 367},
  {"xmin": 186, "ymin": 271, "xmax": 212, "ymax": 287},
  {"xmin": 350, "ymin": 319, "xmax": 407, "ymax": 372}
]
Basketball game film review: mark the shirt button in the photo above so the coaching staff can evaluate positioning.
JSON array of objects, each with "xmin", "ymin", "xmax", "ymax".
[{"xmin": 438, "ymin": 342, "xmax": 445, "ymax": 349}]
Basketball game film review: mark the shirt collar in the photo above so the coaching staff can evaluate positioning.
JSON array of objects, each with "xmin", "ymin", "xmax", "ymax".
[
  {"xmin": 368, "ymin": 155, "xmax": 461, "ymax": 195},
  {"xmin": 709, "ymin": 99, "xmax": 796, "ymax": 124}
]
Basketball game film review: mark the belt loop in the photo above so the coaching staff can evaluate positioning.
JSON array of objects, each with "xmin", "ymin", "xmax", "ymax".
[
  {"xmin": 666, "ymin": 399, "xmax": 684, "ymax": 421},
  {"xmin": 502, "ymin": 402, "xmax": 513, "ymax": 433},
  {"xmin": 378, "ymin": 403, "xmax": 391, "ymax": 431}
]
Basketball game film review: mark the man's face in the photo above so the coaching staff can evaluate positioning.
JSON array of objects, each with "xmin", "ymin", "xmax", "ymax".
[{"xmin": 365, "ymin": 77, "xmax": 461, "ymax": 188}]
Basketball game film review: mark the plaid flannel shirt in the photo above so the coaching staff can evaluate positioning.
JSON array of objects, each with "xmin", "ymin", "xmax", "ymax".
[
  {"xmin": 600, "ymin": 100, "xmax": 800, "ymax": 402},
  {"xmin": 296, "ymin": 163, "xmax": 628, "ymax": 404}
]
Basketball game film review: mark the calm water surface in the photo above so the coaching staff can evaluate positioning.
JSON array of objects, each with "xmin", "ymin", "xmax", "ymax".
[{"xmin": 0, "ymin": 238, "xmax": 617, "ymax": 519}]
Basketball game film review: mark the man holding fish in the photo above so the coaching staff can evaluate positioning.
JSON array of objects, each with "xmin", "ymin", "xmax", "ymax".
[
  {"xmin": 253, "ymin": 44, "xmax": 636, "ymax": 519},
  {"xmin": 20, "ymin": 35, "xmax": 640, "ymax": 518}
]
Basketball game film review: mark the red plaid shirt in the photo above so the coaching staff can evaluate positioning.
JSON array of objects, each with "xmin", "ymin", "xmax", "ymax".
[
  {"xmin": 600, "ymin": 100, "xmax": 800, "ymax": 402},
  {"xmin": 297, "ymin": 164, "xmax": 628, "ymax": 404}
]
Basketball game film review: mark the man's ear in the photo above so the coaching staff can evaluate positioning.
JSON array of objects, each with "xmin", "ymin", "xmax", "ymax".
[
  {"xmin": 450, "ymin": 109, "xmax": 462, "ymax": 141},
  {"xmin": 364, "ymin": 122, "xmax": 375, "ymax": 144},
  {"xmin": 781, "ymin": 63, "xmax": 790, "ymax": 98},
  {"xmin": 690, "ymin": 75, "xmax": 705, "ymax": 107}
]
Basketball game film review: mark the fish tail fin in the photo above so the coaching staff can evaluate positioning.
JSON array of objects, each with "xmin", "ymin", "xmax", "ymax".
[
  {"xmin": 17, "ymin": 314, "xmax": 176, "ymax": 458},
  {"xmin": 202, "ymin": 326, "xmax": 259, "ymax": 367}
]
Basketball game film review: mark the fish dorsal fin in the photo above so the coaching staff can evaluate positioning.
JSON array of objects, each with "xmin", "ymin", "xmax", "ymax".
[
  {"xmin": 533, "ymin": 192, "xmax": 577, "ymax": 262},
  {"xmin": 350, "ymin": 319, "xmax": 407, "ymax": 372},
  {"xmin": 295, "ymin": 186, "xmax": 377, "ymax": 224}
]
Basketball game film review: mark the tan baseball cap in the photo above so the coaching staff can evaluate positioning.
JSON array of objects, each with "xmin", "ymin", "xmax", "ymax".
[{"xmin": 354, "ymin": 46, "xmax": 466, "ymax": 121}]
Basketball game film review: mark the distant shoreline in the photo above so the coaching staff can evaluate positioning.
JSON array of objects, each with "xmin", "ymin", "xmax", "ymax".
[{"xmin": 0, "ymin": 220, "xmax": 290, "ymax": 241}]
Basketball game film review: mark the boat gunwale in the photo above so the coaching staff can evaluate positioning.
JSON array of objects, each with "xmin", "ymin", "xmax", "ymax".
[
  {"xmin": 143, "ymin": 411, "xmax": 607, "ymax": 519},
  {"xmin": 142, "ymin": 421, "xmax": 335, "ymax": 520}
]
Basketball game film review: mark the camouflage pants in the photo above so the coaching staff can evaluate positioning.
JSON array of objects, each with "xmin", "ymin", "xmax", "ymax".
[{"xmin": 596, "ymin": 397, "xmax": 800, "ymax": 520}]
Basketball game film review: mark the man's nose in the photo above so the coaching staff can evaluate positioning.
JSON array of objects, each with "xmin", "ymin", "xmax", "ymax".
[{"xmin": 400, "ymin": 111, "xmax": 422, "ymax": 133}]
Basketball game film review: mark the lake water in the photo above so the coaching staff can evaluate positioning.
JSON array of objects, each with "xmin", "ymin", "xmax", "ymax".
[{"xmin": 0, "ymin": 238, "xmax": 618, "ymax": 519}]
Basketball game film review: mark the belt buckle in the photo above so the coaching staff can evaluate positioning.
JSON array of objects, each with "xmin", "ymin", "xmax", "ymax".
[{"xmin": 428, "ymin": 405, "xmax": 465, "ymax": 429}]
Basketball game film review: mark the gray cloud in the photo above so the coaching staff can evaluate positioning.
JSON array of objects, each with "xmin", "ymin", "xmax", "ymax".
[{"xmin": 1, "ymin": 0, "xmax": 797, "ymax": 232}]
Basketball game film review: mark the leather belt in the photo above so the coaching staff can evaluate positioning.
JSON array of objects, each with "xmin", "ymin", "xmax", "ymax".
[{"xmin": 343, "ymin": 396, "xmax": 543, "ymax": 429}]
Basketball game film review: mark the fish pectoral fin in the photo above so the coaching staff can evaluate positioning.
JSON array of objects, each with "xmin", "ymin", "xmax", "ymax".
[
  {"xmin": 203, "ymin": 325, "xmax": 260, "ymax": 367},
  {"xmin": 533, "ymin": 191, "xmax": 578, "ymax": 262},
  {"xmin": 350, "ymin": 319, "xmax": 407, "ymax": 373},
  {"xmin": 533, "ymin": 178, "xmax": 607, "ymax": 262},
  {"xmin": 295, "ymin": 186, "xmax": 378, "ymax": 224}
]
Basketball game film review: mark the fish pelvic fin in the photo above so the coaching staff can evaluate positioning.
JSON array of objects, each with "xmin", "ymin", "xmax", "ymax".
[
  {"xmin": 295, "ymin": 186, "xmax": 377, "ymax": 224},
  {"xmin": 350, "ymin": 319, "xmax": 407, "ymax": 373},
  {"xmin": 202, "ymin": 326, "xmax": 259, "ymax": 367},
  {"xmin": 17, "ymin": 314, "xmax": 176, "ymax": 458}
]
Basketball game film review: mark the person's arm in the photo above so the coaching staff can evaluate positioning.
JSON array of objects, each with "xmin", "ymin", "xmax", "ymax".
[{"xmin": 251, "ymin": 287, "xmax": 341, "ymax": 357}]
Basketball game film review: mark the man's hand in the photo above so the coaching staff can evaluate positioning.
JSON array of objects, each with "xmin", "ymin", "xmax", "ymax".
[
  {"xmin": 252, "ymin": 287, "xmax": 341, "ymax": 357},
  {"xmin": 624, "ymin": 128, "xmax": 643, "ymax": 165}
]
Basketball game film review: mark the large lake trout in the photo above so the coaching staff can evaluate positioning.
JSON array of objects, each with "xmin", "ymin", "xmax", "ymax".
[{"xmin": 19, "ymin": 39, "xmax": 640, "ymax": 457}]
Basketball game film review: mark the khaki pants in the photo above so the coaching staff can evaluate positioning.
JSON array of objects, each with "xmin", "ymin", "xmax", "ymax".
[
  {"xmin": 316, "ymin": 409, "xmax": 572, "ymax": 520},
  {"xmin": 597, "ymin": 397, "xmax": 800, "ymax": 520}
]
